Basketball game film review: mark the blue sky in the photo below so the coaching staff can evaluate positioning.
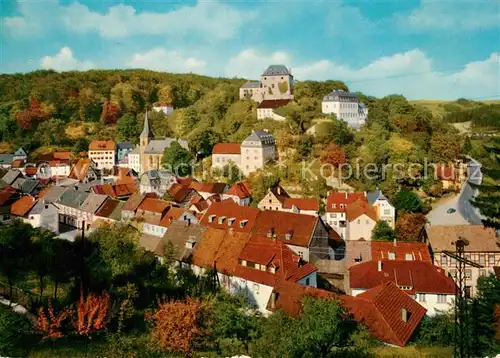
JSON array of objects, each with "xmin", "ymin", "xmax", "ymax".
[{"xmin": 1, "ymin": 0, "xmax": 499, "ymax": 99}]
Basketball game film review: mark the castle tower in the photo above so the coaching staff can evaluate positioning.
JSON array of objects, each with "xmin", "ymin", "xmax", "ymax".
[{"xmin": 139, "ymin": 110, "xmax": 154, "ymax": 174}]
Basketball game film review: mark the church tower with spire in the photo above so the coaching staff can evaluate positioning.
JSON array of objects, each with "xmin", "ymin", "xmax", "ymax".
[{"xmin": 139, "ymin": 110, "xmax": 154, "ymax": 173}]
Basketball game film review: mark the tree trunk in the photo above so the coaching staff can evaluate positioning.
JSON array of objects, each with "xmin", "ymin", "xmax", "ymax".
[
  {"xmin": 53, "ymin": 280, "xmax": 59, "ymax": 301},
  {"xmin": 39, "ymin": 274, "xmax": 44, "ymax": 301},
  {"xmin": 8, "ymin": 278, "xmax": 13, "ymax": 307}
]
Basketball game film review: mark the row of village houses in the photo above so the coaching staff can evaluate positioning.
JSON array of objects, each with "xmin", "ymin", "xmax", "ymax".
[{"xmin": 1, "ymin": 152, "xmax": 499, "ymax": 347}]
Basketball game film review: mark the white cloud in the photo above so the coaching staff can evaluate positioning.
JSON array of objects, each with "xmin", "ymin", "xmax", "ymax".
[
  {"xmin": 325, "ymin": 2, "xmax": 377, "ymax": 35},
  {"xmin": 128, "ymin": 48, "xmax": 207, "ymax": 74},
  {"xmin": 40, "ymin": 47, "xmax": 94, "ymax": 72},
  {"xmin": 4, "ymin": 0, "xmax": 255, "ymax": 39},
  {"xmin": 403, "ymin": 0, "xmax": 500, "ymax": 30},
  {"xmin": 225, "ymin": 49, "xmax": 500, "ymax": 100}
]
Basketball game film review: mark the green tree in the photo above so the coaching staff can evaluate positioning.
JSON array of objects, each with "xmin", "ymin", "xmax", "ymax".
[
  {"xmin": 188, "ymin": 127, "xmax": 222, "ymax": 158},
  {"xmin": 157, "ymin": 84, "xmax": 174, "ymax": 106},
  {"xmin": 296, "ymin": 135, "xmax": 314, "ymax": 160},
  {"xmin": 429, "ymin": 132, "xmax": 461, "ymax": 163},
  {"xmin": 394, "ymin": 188, "xmax": 423, "ymax": 213},
  {"xmin": 211, "ymin": 293, "xmax": 261, "ymax": 355},
  {"xmin": 0, "ymin": 307, "xmax": 34, "ymax": 357},
  {"xmin": 117, "ymin": 113, "xmax": 139, "ymax": 142},
  {"xmin": 412, "ymin": 313, "xmax": 454, "ymax": 347},
  {"xmin": 162, "ymin": 141, "xmax": 194, "ymax": 177},
  {"xmin": 72, "ymin": 137, "xmax": 89, "ymax": 155},
  {"xmin": 470, "ymin": 274, "xmax": 500, "ymax": 355},
  {"xmin": 462, "ymin": 136, "xmax": 473, "ymax": 155},
  {"xmin": 29, "ymin": 229, "xmax": 57, "ymax": 300},
  {"xmin": 222, "ymin": 161, "xmax": 243, "ymax": 185},
  {"xmin": 34, "ymin": 118, "xmax": 67, "ymax": 146},
  {"xmin": 371, "ymin": 221, "xmax": 396, "ymax": 241},
  {"xmin": 0, "ymin": 221, "xmax": 33, "ymax": 305}
]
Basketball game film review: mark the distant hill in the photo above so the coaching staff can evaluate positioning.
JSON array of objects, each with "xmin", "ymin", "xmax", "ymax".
[{"xmin": 410, "ymin": 99, "xmax": 500, "ymax": 118}]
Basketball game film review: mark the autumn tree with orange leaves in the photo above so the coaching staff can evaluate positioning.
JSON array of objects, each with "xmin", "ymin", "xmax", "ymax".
[
  {"xmin": 36, "ymin": 300, "xmax": 73, "ymax": 340},
  {"xmin": 150, "ymin": 298, "xmax": 207, "ymax": 356},
  {"xmin": 320, "ymin": 143, "xmax": 347, "ymax": 168},
  {"xmin": 395, "ymin": 212, "xmax": 428, "ymax": 242},
  {"xmin": 74, "ymin": 291, "xmax": 110, "ymax": 337}
]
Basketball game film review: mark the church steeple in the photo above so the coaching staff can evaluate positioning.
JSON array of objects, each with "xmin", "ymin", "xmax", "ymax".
[{"xmin": 140, "ymin": 110, "xmax": 154, "ymax": 139}]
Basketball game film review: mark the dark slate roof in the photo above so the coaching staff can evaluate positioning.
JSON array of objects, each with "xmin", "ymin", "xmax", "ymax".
[
  {"xmin": 19, "ymin": 179, "xmax": 40, "ymax": 194},
  {"xmin": 140, "ymin": 111, "xmax": 154, "ymax": 138},
  {"xmin": 13, "ymin": 147, "xmax": 28, "ymax": 157},
  {"xmin": 0, "ymin": 154, "xmax": 14, "ymax": 165},
  {"xmin": 162, "ymin": 221, "xmax": 207, "ymax": 262},
  {"xmin": 2, "ymin": 169, "xmax": 22, "ymax": 185},
  {"xmin": 116, "ymin": 142, "xmax": 134, "ymax": 150},
  {"xmin": 262, "ymin": 65, "xmax": 291, "ymax": 76},
  {"xmin": 56, "ymin": 189, "xmax": 90, "ymax": 209},
  {"xmin": 40, "ymin": 186, "xmax": 67, "ymax": 203},
  {"xmin": 323, "ymin": 90, "xmax": 359, "ymax": 102},
  {"xmin": 366, "ymin": 190, "xmax": 389, "ymax": 206},
  {"xmin": 241, "ymin": 81, "xmax": 261, "ymax": 89},
  {"xmin": 144, "ymin": 138, "xmax": 189, "ymax": 154},
  {"xmin": 80, "ymin": 193, "xmax": 108, "ymax": 214},
  {"xmin": 242, "ymin": 130, "xmax": 275, "ymax": 147}
]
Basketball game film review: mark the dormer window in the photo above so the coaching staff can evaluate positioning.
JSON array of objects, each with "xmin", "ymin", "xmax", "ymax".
[
  {"xmin": 227, "ymin": 217, "xmax": 236, "ymax": 226},
  {"xmin": 332, "ymin": 204, "xmax": 336, "ymax": 209},
  {"xmin": 285, "ymin": 230, "xmax": 293, "ymax": 240},
  {"xmin": 268, "ymin": 266, "xmax": 276, "ymax": 274},
  {"xmin": 185, "ymin": 238, "xmax": 196, "ymax": 249},
  {"xmin": 239, "ymin": 259, "xmax": 247, "ymax": 267},
  {"xmin": 340, "ymin": 204, "xmax": 344, "ymax": 209},
  {"xmin": 208, "ymin": 214, "xmax": 216, "ymax": 223},
  {"xmin": 388, "ymin": 252, "xmax": 396, "ymax": 260},
  {"xmin": 405, "ymin": 253, "xmax": 414, "ymax": 261},
  {"xmin": 218, "ymin": 216, "xmax": 226, "ymax": 224},
  {"xmin": 239, "ymin": 219, "xmax": 248, "ymax": 228},
  {"xmin": 267, "ymin": 227, "xmax": 275, "ymax": 238}
]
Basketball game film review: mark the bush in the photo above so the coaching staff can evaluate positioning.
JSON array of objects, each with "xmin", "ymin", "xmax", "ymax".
[{"xmin": 0, "ymin": 306, "xmax": 34, "ymax": 357}]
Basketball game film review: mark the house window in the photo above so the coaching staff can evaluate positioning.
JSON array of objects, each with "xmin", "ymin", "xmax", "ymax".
[
  {"xmin": 449, "ymin": 269, "xmax": 457, "ymax": 278},
  {"xmin": 305, "ymin": 277, "xmax": 310, "ymax": 286},
  {"xmin": 465, "ymin": 269, "xmax": 472, "ymax": 280},
  {"xmin": 479, "ymin": 254, "xmax": 485, "ymax": 265},
  {"xmin": 405, "ymin": 253, "xmax": 413, "ymax": 261},
  {"xmin": 489, "ymin": 255, "xmax": 495, "ymax": 265},
  {"xmin": 418, "ymin": 293, "xmax": 426, "ymax": 302},
  {"xmin": 441, "ymin": 253, "xmax": 448, "ymax": 266},
  {"xmin": 437, "ymin": 295, "xmax": 447, "ymax": 304},
  {"xmin": 388, "ymin": 252, "xmax": 396, "ymax": 260},
  {"xmin": 366, "ymin": 220, "xmax": 369, "ymax": 225},
  {"xmin": 357, "ymin": 219, "xmax": 360, "ymax": 224},
  {"xmin": 384, "ymin": 209, "xmax": 391, "ymax": 215},
  {"xmin": 479, "ymin": 269, "xmax": 486, "ymax": 277},
  {"xmin": 253, "ymin": 283, "xmax": 259, "ymax": 294}
]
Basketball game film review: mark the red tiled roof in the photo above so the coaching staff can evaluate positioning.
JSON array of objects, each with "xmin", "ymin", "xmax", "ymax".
[
  {"xmin": 68, "ymin": 158, "xmax": 91, "ymax": 181},
  {"xmin": 200, "ymin": 200, "xmax": 260, "ymax": 232},
  {"xmin": 282, "ymin": 197, "xmax": 319, "ymax": 211},
  {"xmin": 371, "ymin": 241, "xmax": 432, "ymax": 262},
  {"xmin": 0, "ymin": 186, "xmax": 18, "ymax": 206},
  {"xmin": 122, "ymin": 192, "xmax": 157, "ymax": 212},
  {"xmin": 257, "ymin": 99, "xmax": 291, "ymax": 109},
  {"xmin": 253, "ymin": 210, "xmax": 319, "ymax": 248},
  {"xmin": 270, "ymin": 281, "xmax": 426, "ymax": 347},
  {"xmin": 212, "ymin": 143, "xmax": 241, "ymax": 155},
  {"xmin": 326, "ymin": 192, "xmax": 367, "ymax": 213},
  {"xmin": 116, "ymin": 176, "xmax": 137, "ymax": 185},
  {"xmin": 435, "ymin": 165, "xmax": 457, "ymax": 181},
  {"xmin": 225, "ymin": 182, "xmax": 252, "ymax": 199},
  {"xmin": 159, "ymin": 207, "xmax": 186, "ymax": 227},
  {"xmin": 349, "ymin": 260, "xmax": 456, "ymax": 295},
  {"xmin": 190, "ymin": 182, "xmax": 227, "ymax": 194},
  {"xmin": 11, "ymin": 159, "xmax": 25, "ymax": 168},
  {"xmin": 190, "ymin": 200, "xmax": 210, "ymax": 212},
  {"xmin": 168, "ymin": 183, "xmax": 193, "ymax": 203},
  {"xmin": 137, "ymin": 198, "xmax": 171, "ymax": 214},
  {"xmin": 114, "ymin": 183, "xmax": 137, "ymax": 197},
  {"xmin": 95, "ymin": 198, "xmax": 121, "ymax": 218},
  {"xmin": 177, "ymin": 177, "xmax": 195, "ymax": 187},
  {"xmin": 11, "ymin": 196, "xmax": 37, "ymax": 216},
  {"xmin": 346, "ymin": 199, "xmax": 377, "ymax": 222},
  {"xmin": 53, "ymin": 151, "xmax": 71, "ymax": 160},
  {"xmin": 236, "ymin": 235, "xmax": 317, "ymax": 286},
  {"xmin": 24, "ymin": 167, "xmax": 37, "ymax": 176},
  {"xmin": 89, "ymin": 140, "xmax": 116, "ymax": 151},
  {"xmin": 92, "ymin": 184, "xmax": 116, "ymax": 197}
]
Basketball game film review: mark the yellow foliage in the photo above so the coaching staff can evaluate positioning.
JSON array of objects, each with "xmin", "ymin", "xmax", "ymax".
[{"xmin": 386, "ymin": 134, "xmax": 413, "ymax": 154}]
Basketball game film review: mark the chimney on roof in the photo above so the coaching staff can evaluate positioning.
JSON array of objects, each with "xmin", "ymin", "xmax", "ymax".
[
  {"xmin": 393, "ymin": 238, "xmax": 397, "ymax": 247},
  {"xmin": 277, "ymin": 186, "xmax": 281, "ymax": 195},
  {"xmin": 345, "ymin": 192, "xmax": 348, "ymax": 199},
  {"xmin": 402, "ymin": 308, "xmax": 408, "ymax": 323},
  {"xmin": 377, "ymin": 260, "xmax": 382, "ymax": 272},
  {"xmin": 364, "ymin": 191, "xmax": 367, "ymax": 197},
  {"xmin": 270, "ymin": 291, "xmax": 278, "ymax": 310}
]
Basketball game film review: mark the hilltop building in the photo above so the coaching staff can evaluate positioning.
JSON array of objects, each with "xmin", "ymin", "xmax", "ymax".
[
  {"xmin": 321, "ymin": 90, "xmax": 368, "ymax": 129},
  {"xmin": 239, "ymin": 65, "xmax": 294, "ymax": 103},
  {"xmin": 212, "ymin": 130, "xmax": 276, "ymax": 176}
]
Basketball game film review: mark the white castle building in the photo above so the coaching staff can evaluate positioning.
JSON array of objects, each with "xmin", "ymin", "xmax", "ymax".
[{"xmin": 321, "ymin": 90, "xmax": 368, "ymax": 129}]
